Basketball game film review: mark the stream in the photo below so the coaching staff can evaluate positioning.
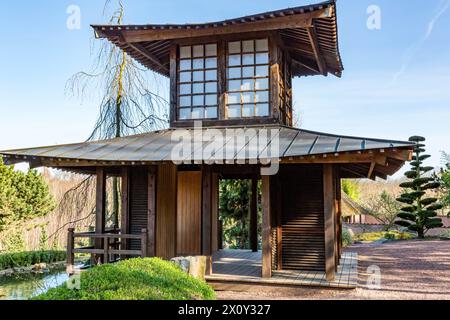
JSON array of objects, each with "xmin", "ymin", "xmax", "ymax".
[{"xmin": 0, "ymin": 269, "xmax": 69, "ymax": 300}]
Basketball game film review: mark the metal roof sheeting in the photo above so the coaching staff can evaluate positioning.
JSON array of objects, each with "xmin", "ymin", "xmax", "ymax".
[{"xmin": 1, "ymin": 125, "xmax": 414, "ymax": 163}]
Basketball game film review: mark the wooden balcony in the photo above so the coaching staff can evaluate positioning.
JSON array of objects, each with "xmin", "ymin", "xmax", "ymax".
[{"xmin": 66, "ymin": 228, "xmax": 148, "ymax": 274}]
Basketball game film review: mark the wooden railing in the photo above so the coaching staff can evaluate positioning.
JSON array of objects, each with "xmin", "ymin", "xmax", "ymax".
[{"xmin": 67, "ymin": 228, "xmax": 148, "ymax": 274}]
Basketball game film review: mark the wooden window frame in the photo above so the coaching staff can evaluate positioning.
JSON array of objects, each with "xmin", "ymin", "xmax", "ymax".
[
  {"xmin": 171, "ymin": 32, "xmax": 282, "ymax": 127},
  {"xmin": 225, "ymin": 38, "xmax": 271, "ymax": 119},
  {"xmin": 177, "ymin": 43, "xmax": 219, "ymax": 121}
]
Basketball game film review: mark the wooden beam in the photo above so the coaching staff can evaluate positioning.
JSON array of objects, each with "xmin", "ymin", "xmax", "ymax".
[
  {"xmin": 291, "ymin": 58, "xmax": 320, "ymax": 75},
  {"xmin": 202, "ymin": 166, "xmax": 212, "ymax": 274},
  {"xmin": 307, "ymin": 23, "xmax": 327, "ymax": 76},
  {"xmin": 211, "ymin": 172, "xmax": 219, "ymax": 253},
  {"xmin": 119, "ymin": 11, "xmax": 332, "ymax": 43},
  {"xmin": 275, "ymin": 175, "xmax": 282, "ymax": 271},
  {"xmin": 269, "ymin": 35, "xmax": 280, "ymax": 120},
  {"xmin": 169, "ymin": 44, "xmax": 177, "ymax": 124},
  {"xmin": 147, "ymin": 167, "xmax": 157, "ymax": 257},
  {"xmin": 120, "ymin": 167, "xmax": 130, "ymax": 251},
  {"xmin": 281, "ymin": 152, "xmax": 386, "ymax": 164},
  {"xmin": 323, "ymin": 164, "xmax": 336, "ymax": 281},
  {"xmin": 127, "ymin": 42, "xmax": 169, "ymax": 74},
  {"xmin": 367, "ymin": 162, "xmax": 376, "ymax": 179},
  {"xmin": 250, "ymin": 177, "xmax": 258, "ymax": 252},
  {"xmin": 95, "ymin": 167, "xmax": 106, "ymax": 264},
  {"xmin": 261, "ymin": 175, "xmax": 272, "ymax": 278}
]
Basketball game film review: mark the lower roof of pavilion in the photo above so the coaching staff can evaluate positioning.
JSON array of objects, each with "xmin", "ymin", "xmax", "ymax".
[{"xmin": 1, "ymin": 125, "xmax": 414, "ymax": 180}]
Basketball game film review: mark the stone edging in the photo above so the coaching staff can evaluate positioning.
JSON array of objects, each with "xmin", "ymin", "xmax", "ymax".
[{"xmin": 0, "ymin": 261, "xmax": 66, "ymax": 278}]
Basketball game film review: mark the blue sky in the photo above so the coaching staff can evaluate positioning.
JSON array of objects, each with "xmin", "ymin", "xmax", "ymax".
[{"xmin": 0, "ymin": 0, "xmax": 449, "ymax": 177}]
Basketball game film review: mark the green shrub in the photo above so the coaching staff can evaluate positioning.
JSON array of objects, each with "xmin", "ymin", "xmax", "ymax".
[
  {"xmin": 36, "ymin": 257, "xmax": 215, "ymax": 300},
  {"xmin": 355, "ymin": 231, "xmax": 414, "ymax": 242},
  {"xmin": 342, "ymin": 228, "xmax": 354, "ymax": 247},
  {"xmin": 34, "ymin": 258, "xmax": 216, "ymax": 300},
  {"xmin": 0, "ymin": 250, "xmax": 66, "ymax": 270}
]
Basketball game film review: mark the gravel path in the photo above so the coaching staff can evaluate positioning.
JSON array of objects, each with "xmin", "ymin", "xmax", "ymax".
[{"xmin": 216, "ymin": 240, "xmax": 450, "ymax": 300}]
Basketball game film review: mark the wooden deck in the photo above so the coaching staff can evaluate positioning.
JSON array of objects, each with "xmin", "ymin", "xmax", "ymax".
[{"xmin": 206, "ymin": 250, "xmax": 358, "ymax": 290}]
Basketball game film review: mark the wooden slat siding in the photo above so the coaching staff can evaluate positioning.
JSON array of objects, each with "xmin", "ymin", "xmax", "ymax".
[
  {"xmin": 211, "ymin": 172, "xmax": 219, "ymax": 253},
  {"xmin": 120, "ymin": 167, "xmax": 130, "ymax": 251},
  {"xmin": 169, "ymin": 44, "xmax": 177, "ymax": 124},
  {"xmin": 250, "ymin": 177, "xmax": 258, "ymax": 252},
  {"xmin": 177, "ymin": 171, "xmax": 202, "ymax": 256},
  {"xmin": 147, "ymin": 167, "xmax": 157, "ymax": 257},
  {"xmin": 156, "ymin": 164, "xmax": 177, "ymax": 259},
  {"xmin": 323, "ymin": 164, "xmax": 336, "ymax": 281},
  {"xmin": 261, "ymin": 175, "xmax": 272, "ymax": 278},
  {"xmin": 129, "ymin": 167, "xmax": 149, "ymax": 250},
  {"xmin": 95, "ymin": 168, "xmax": 106, "ymax": 263},
  {"xmin": 280, "ymin": 165, "xmax": 325, "ymax": 271}
]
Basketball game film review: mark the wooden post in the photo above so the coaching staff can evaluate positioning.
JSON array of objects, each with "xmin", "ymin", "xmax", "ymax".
[
  {"xmin": 211, "ymin": 172, "xmax": 219, "ymax": 254},
  {"xmin": 261, "ymin": 175, "xmax": 272, "ymax": 278},
  {"xmin": 95, "ymin": 168, "xmax": 106, "ymax": 264},
  {"xmin": 169, "ymin": 44, "xmax": 177, "ymax": 124},
  {"xmin": 250, "ymin": 177, "xmax": 258, "ymax": 252},
  {"xmin": 104, "ymin": 236, "xmax": 110, "ymax": 264},
  {"xmin": 66, "ymin": 228, "xmax": 75, "ymax": 275},
  {"xmin": 202, "ymin": 166, "xmax": 212, "ymax": 275},
  {"xmin": 120, "ymin": 167, "xmax": 130, "ymax": 253},
  {"xmin": 147, "ymin": 167, "xmax": 156, "ymax": 257},
  {"xmin": 323, "ymin": 164, "xmax": 336, "ymax": 281},
  {"xmin": 276, "ymin": 175, "xmax": 282, "ymax": 271},
  {"xmin": 141, "ymin": 228, "xmax": 148, "ymax": 258},
  {"xmin": 335, "ymin": 168, "xmax": 343, "ymax": 259},
  {"xmin": 218, "ymin": 220, "xmax": 223, "ymax": 250}
]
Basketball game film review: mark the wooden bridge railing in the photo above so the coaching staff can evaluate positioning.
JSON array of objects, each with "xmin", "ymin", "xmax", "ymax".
[{"xmin": 67, "ymin": 228, "xmax": 148, "ymax": 274}]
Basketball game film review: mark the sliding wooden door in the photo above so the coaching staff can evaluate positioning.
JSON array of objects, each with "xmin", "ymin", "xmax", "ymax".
[{"xmin": 176, "ymin": 171, "xmax": 202, "ymax": 256}]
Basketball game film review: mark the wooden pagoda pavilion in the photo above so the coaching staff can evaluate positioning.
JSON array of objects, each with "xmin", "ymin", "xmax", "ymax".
[{"xmin": 1, "ymin": 0, "xmax": 414, "ymax": 282}]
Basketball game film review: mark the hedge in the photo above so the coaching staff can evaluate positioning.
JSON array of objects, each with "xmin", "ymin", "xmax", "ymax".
[
  {"xmin": 34, "ymin": 258, "xmax": 216, "ymax": 300},
  {"xmin": 0, "ymin": 250, "xmax": 66, "ymax": 270}
]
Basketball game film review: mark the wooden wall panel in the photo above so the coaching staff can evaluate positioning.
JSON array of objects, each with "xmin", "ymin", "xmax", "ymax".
[
  {"xmin": 280, "ymin": 165, "xmax": 326, "ymax": 272},
  {"xmin": 177, "ymin": 171, "xmax": 202, "ymax": 256},
  {"xmin": 156, "ymin": 164, "xmax": 177, "ymax": 259},
  {"xmin": 128, "ymin": 167, "xmax": 149, "ymax": 250}
]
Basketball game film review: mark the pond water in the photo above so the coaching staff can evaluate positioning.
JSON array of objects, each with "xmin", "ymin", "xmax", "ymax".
[{"xmin": 0, "ymin": 269, "xmax": 69, "ymax": 300}]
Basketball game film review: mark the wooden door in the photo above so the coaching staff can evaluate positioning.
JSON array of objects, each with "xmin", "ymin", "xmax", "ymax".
[{"xmin": 176, "ymin": 171, "xmax": 202, "ymax": 256}]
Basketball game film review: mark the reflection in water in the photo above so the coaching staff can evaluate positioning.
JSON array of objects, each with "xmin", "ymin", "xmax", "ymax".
[{"xmin": 0, "ymin": 270, "xmax": 69, "ymax": 300}]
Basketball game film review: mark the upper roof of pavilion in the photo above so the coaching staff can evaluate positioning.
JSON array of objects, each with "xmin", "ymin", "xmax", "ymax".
[{"xmin": 91, "ymin": 0, "xmax": 343, "ymax": 78}]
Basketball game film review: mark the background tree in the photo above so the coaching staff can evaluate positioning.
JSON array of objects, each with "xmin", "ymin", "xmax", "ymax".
[
  {"xmin": 364, "ymin": 190, "xmax": 402, "ymax": 230},
  {"xmin": 395, "ymin": 136, "xmax": 443, "ymax": 238},
  {"xmin": 219, "ymin": 180, "xmax": 253, "ymax": 249},
  {"xmin": 68, "ymin": 0, "xmax": 168, "ymax": 226},
  {"xmin": 438, "ymin": 152, "xmax": 450, "ymax": 216},
  {"xmin": 0, "ymin": 159, "xmax": 56, "ymax": 232},
  {"xmin": 342, "ymin": 179, "xmax": 360, "ymax": 202}
]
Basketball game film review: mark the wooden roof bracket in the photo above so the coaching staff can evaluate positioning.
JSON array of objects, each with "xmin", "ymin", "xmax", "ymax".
[
  {"xmin": 307, "ymin": 22, "xmax": 327, "ymax": 76},
  {"xmin": 127, "ymin": 42, "xmax": 169, "ymax": 74}
]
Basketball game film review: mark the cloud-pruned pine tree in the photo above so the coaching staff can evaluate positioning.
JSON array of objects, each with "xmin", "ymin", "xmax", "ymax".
[{"xmin": 395, "ymin": 136, "xmax": 443, "ymax": 238}]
